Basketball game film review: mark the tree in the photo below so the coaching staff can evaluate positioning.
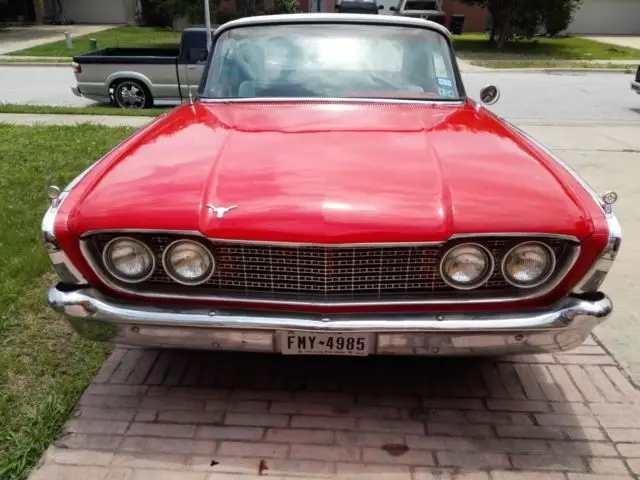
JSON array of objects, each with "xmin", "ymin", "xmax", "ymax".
[
  {"xmin": 274, "ymin": 0, "xmax": 299, "ymax": 13},
  {"xmin": 542, "ymin": 0, "xmax": 582, "ymax": 36},
  {"xmin": 458, "ymin": 0, "xmax": 582, "ymax": 48},
  {"xmin": 140, "ymin": 0, "xmax": 218, "ymax": 26}
]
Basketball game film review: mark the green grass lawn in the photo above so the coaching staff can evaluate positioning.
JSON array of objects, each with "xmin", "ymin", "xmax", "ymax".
[
  {"xmin": 0, "ymin": 124, "xmax": 134, "ymax": 480},
  {"xmin": 8, "ymin": 26, "xmax": 181, "ymax": 57},
  {"xmin": 453, "ymin": 33, "xmax": 640, "ymax": 60},
  {"xmin": 0, "ymin": 103, "xmax": 169, "ymax": 117}
]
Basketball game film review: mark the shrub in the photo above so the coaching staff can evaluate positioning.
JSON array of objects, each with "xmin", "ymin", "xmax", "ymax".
[{"xmin": 459, "ymin": 0, "xmax": 583, "ymax": 47}]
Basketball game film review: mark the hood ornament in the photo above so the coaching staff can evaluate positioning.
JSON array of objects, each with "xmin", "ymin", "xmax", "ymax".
[{"xmin": 207, "ymin": 204, "xmax": 237, "ymax": 219}]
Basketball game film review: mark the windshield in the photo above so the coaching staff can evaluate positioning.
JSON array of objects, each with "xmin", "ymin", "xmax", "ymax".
[{"xmin": 202, "ymin": 23, "xmax": 461, "ymax": 101}]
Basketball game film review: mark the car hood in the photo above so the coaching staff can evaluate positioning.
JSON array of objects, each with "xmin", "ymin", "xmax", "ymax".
[{"xmin": 67, "ymin": 101, "xmax": 593, "ymax": 243}]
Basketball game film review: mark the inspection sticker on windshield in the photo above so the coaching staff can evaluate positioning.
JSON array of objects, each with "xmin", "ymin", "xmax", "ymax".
[
  {"xmin": 437, "ymin": 77, "xmax": 452, "ymax": 88},
  {"xmin": 438, "ymin": 87, "xmax": 455, "ymax": 98}
]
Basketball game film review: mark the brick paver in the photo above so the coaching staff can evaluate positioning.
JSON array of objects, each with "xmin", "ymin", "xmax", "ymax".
[{"xmin": 29, "ymin": 339, "xmax": 640, "ymax": 479}]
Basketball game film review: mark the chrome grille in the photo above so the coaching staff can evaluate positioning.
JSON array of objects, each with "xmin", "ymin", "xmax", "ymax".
[{"xmin": 87, "ymin": 234, "xmax": 570, "ymax": 303}]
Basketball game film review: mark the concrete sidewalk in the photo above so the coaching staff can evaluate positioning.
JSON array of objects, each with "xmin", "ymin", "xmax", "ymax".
[
  {"xmin": 0, "ymin": 113, "xmax": 154, "ymax": 127},
  {"xmin": 0, "ymin": 25, "xmax": 115, "ymax": 55},
  {"xmin": 580, "ymin": 36, "xmax": 640, "ymax": 51}
]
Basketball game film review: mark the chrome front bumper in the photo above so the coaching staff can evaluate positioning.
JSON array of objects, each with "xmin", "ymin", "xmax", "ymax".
[{"xmin": 48, "ymin": 285, "xmax": 612, "ymax": 356}]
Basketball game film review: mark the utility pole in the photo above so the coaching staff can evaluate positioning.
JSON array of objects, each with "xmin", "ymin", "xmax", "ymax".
[{"xmin": 204, "ymin": 0, "xmax": 212, "ymax": 52}]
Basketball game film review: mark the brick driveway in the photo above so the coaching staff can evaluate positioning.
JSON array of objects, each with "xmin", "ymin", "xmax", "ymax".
[{"xmin": 30, "ymin": 338, "xmax": 640, "ymax": 480}]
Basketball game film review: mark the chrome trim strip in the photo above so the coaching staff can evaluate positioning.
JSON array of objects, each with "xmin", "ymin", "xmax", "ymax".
[
  {"xmin": 80, "ymin": 229, "xmax": 578, "ymax": 246},
  {"xmin": 573, "ymin": 213, "xmax": 621, "ymax": 294},
  {"xmin": 198, "ymin": 98, "xmax": 466, "ymax": 106},
  {"xmin": 80, "ymin": 229, "xmax": 445, "ymax": 247},
  {"xmin": 79, "ymin": 238, "xmax": 581, "ymax": 307},
  {"xmin": 501, "ymin": 241, "xmax": 557, "ymax": 290},
  {"xmin": 41, "ymin": 195, "xmax": 64, "ymax": 246},
  {"xmin": 450, "ymin": 232, "xmax": 580, "ymax": 243},
  {"xmin": 49, "ymin": 285, "xmax": 612, "ymax": 333},
  {"xmin": 41, "ymin": 191, "xmax": 88, "ymax": 284},
  {"xmin": 439, "ymin": 243, "xmax": 495, "ymax": 291}
]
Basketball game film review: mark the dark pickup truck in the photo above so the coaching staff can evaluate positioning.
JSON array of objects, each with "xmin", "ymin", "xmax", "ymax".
[
  {"xmin": 335, "ymin": 0, "xmax": 384, "ymax": 14},
  {"xmin": 71, "ymin": 26, "xmax": 217, "ymax": 108}
]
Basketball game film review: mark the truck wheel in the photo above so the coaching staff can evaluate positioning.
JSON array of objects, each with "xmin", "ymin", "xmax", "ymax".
[{"xmin": 112, "ymin": 80, "xmax": 153, "ymax": 109}]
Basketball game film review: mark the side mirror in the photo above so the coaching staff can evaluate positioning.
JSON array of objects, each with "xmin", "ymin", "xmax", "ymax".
[{"xmin": 479, "ymin": 85, "xmax": 500, "ymax": 105}]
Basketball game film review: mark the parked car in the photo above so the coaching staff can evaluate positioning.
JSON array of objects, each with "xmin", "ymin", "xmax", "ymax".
[
  {"xmin": 632, "ymin": 65, "xmax": 640, "ymax": 94},
  {"xmin": 70, "ymin": 26, "xmax": 218, "ymax": 109},
  {"xmin": 391, "ymin": 0, "xmax": 445, "ymax": 24},
  {"xmin": 336, "ymin": 0, "xmax": 383, "ymax": 13},
  {"xmin": 45, "ymin": 14, "xmax": 620, "ymax": 357}
]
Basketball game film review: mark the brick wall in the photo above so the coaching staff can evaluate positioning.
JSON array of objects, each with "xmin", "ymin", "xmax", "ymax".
[{"xmin": 441, "ymin": 0, "xmax": 487, "ymax": 32}]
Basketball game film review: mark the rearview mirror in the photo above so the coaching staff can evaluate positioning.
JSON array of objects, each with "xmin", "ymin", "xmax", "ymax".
[
  {"xmin": 378, "ymin": 4, "xmax": 384, "ymax": 9},
  {"xmin": 479, "ymin": 85, "xmax": 500, "ymax": 105},
  {"xmin": 390, "ymin": 6, "xmax": 396, "ymax": 10}
]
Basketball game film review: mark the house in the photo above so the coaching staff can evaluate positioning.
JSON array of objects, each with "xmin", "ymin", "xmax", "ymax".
[
  {"xmin": 566, "ymin": 0, "xmax": 640, "ymax": 35},
  {"xmin": 298, "ymin": 0, "xmax": 488, "ymax": 32},
  {"xmin": 8, "ymin": 0, "xmax": 638, "ymax": 35},
  {"xmin": 1, "ymin": 0, "xmax": 138, "ymax": 24}
]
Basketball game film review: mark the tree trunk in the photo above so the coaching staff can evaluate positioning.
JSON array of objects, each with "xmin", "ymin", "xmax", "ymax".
[{"xmin": 495, "ymin": 0, "xmax": 520, "ymax": 50}]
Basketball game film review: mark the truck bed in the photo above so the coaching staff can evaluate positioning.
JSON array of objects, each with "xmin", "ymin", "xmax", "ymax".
[{"xmin": 74, "ymin": 47, "xmax": 180, "ymax": 65}]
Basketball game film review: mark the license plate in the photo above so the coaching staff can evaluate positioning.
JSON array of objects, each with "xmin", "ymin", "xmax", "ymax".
[{"xmin": 280, "ymin": 331, "xmax": 372, "ymax": 356}]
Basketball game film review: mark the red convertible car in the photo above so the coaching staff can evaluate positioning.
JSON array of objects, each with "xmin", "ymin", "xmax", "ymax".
[{"xmin": 43, "ymin": 14, "xmax": 620, "ymax": 356}]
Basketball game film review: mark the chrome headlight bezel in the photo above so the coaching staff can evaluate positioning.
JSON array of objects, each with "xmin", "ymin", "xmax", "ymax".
[
  {"xmin": 501, "ymin": 241, "xmax": 556, "ymax": 289},
  {"xmin": 162, "ymin": 239, "xmax": 215, "ymax": 286},
  {"xmin": 439, "ymin": 242, "xmax": 494, "ymax": 290},
  {"xmin": 102, "ymin": 237, "xmax": 156, "ymax": 284}
]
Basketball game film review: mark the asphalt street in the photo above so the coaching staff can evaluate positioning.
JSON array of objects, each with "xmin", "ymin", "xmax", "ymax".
[{"xmin": 1, "ymin": 65, "xmax": 640, "ymax": 122}]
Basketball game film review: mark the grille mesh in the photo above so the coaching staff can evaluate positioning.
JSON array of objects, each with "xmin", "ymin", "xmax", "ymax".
[{"xmin": 88, "ymin": 234, "xmax": 569, "ymax": 303}]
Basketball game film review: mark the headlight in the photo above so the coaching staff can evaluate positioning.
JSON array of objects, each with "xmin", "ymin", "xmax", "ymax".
[
  {"xmin": 103, "ymin": 237, "xmax": 155, "ymax": 283},
  {"xmin": 163, "ymin": 239, "xmax": 215, "ymax": 286},
  {"xmin": 502, "ymin": 241, "xmax": 556, "ymax": 288},
  {"xmin": 440, "ymin": 243, "xmax": 493, "ymax": 290}
]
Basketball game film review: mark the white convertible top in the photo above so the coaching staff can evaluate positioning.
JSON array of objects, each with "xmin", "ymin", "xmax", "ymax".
[{"xmin": 217, "ymin": 13, "xmax": 450, "ymax": 37}]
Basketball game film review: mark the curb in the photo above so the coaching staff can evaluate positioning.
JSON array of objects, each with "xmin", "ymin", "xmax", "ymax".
[
  {"xmin": 466, "ymin": 66, "xmax": 635, "ymax": 74},
  {"xmin": 506, "ymin": 67, "xmax": 634, "ymax": 74},
  {"xmin": 0, "ymin": 112, "xmax": 155, "ymax": 127},
  {"xmin": 0, "ymin": 62, "xmax": 70, "ymax": 67}
]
